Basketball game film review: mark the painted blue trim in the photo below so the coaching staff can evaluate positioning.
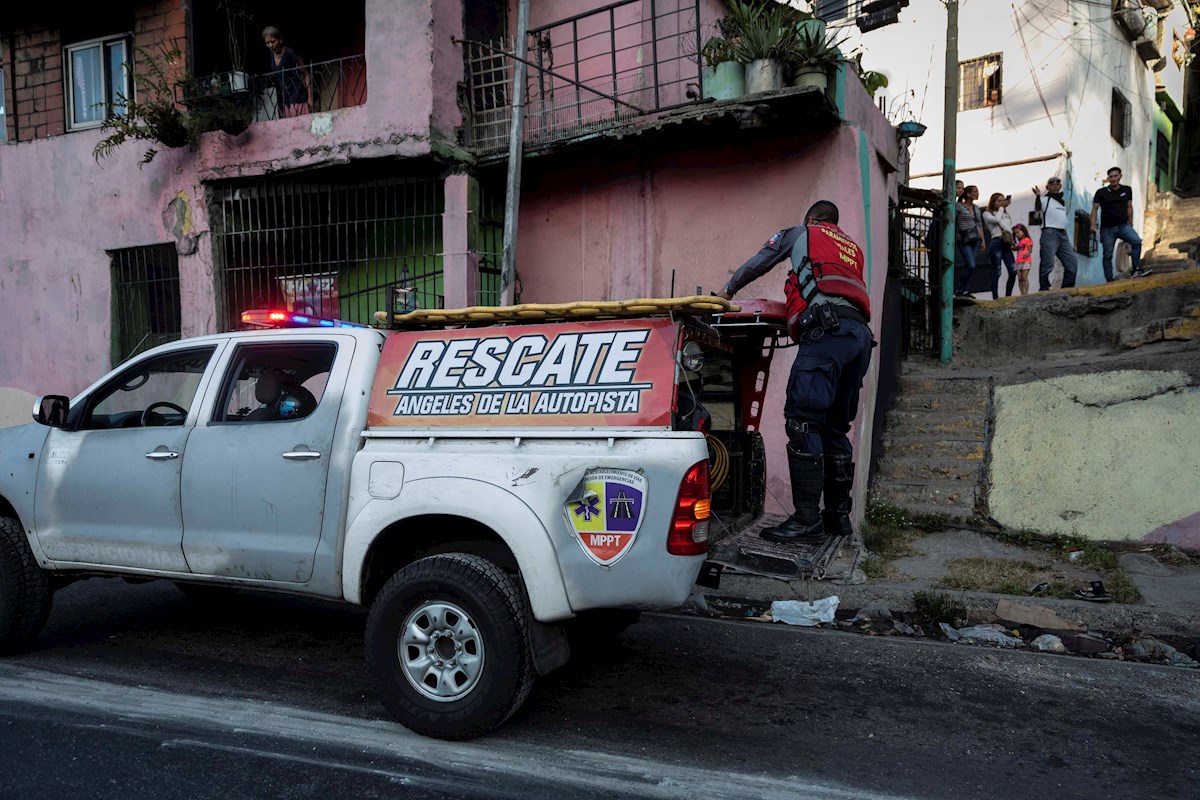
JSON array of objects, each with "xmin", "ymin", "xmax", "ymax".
[
  {"xmin": 834, "ymin": 62, "xmax": 847, "ymax": 117},
  {"xmin": 858, "ymin": 128, "xmax": 872, "ymax": 289}
]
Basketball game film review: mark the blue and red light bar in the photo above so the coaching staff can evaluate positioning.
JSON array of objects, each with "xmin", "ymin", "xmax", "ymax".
[{"xmin": 240, "ymin": 309, "xmax": 368, "ymax": 329}]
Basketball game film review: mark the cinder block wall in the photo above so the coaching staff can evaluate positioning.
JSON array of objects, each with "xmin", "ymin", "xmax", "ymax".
[{"xmin": 5, "ymin": 1, "xmax": 189, "ymax": 142}]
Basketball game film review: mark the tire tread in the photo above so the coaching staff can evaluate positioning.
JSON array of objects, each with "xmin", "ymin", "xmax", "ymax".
[{"xmin": 0, "ymin": 516, "xmax": 53, "ymax": 654}]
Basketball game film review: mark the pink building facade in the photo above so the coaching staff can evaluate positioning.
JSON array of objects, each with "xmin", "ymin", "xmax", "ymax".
[{"xmin": 0, "ymin": 0, "xmax": 898, "ymax": 516}]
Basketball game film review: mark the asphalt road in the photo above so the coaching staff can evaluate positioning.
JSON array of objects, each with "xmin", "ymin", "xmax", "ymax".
[{"xmin": 1, "ymin": 577, "xmax": 1197, "ymax": 799}]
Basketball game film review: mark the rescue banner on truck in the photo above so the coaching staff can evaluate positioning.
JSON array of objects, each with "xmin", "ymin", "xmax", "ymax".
[{"xmin": 368, "ymin": 318, "xmax": 678, "ymax": 428}]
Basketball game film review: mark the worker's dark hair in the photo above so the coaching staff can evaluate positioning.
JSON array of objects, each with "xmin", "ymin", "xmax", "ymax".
[{"xmin": 805, "ymin": 200, "xmax": 839, "ymax": 224}]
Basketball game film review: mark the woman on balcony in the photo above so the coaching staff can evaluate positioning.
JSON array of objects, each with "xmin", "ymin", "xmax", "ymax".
[{"xmin": 263, "ymin": 25, "xmax": 312, "ymax": 118}]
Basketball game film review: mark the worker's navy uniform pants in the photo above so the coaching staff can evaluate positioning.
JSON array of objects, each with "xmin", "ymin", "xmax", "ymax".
[{"xmin": 783, "ymin": 317, "xmax": 874, "ymax": 456}]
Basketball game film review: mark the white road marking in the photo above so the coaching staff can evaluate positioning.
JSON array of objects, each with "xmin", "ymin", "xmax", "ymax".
[{"xmin": 0, "ymin": 663, "xmax": 915, "ymax": 800}]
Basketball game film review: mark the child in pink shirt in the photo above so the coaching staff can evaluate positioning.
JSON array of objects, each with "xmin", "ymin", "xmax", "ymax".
[{"xmin": 1013, "ymin": 224, "xmax": 1033, "ymax": 295}]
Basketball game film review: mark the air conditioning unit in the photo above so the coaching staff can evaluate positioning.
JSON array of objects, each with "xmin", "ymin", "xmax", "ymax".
[
  {"xmin": 1135, "ymin": 37, "xmax": 1163, "ymax": 61},
  {"xmin": 1114, "ymin": 7, "xmax": 1148, "ymax": 41}
]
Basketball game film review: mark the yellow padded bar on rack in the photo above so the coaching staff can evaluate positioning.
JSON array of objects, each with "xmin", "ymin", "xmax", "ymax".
[{"xmin": 373, "ymin": 295, "xmax": 739, "ymax": 328}]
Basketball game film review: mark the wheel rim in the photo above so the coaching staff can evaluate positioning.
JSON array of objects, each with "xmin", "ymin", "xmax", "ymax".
[{"xmin": 398, "ymin": 600, "xmax": 485, "ymax": 702}]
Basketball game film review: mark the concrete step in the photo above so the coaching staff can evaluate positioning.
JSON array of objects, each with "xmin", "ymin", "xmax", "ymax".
[
  {"xmin": 880, "ymin": 435, "xmax": 985, "ymax": 460},
  {"xmin": 885, "ymin": 409, "xmax": 986, "ymax": 439},
  {"xmin": 892, "ymin": 393, "xmax": 987, "ymax": 414},
  {"xmin": 870, "ymin": 481, "xmax": 979, "ymax": 519},
  {"xmin": 896, "ymin": 376, "xmax": 990, "ymax": 396},
  {"xmin": 876, "ymin": 455, "xmax": 984, "ymax": 483}
]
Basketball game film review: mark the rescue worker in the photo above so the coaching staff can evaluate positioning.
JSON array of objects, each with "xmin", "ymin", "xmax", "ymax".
[{"xmin": 715, "ymin": 200, "xmax": 874, "ymax": 544}]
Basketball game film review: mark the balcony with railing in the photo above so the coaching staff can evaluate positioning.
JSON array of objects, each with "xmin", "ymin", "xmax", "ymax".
[
  {"xmin": 463, "ymin": 0, "xmax": 706, "ymax": 153},
  {"xmin": 461, "ymin": 0, "xmax": 842, "ymax": 158},
  {"xmin": 186, "ymin": 54, "xmax": 367, "ymax": 126}
]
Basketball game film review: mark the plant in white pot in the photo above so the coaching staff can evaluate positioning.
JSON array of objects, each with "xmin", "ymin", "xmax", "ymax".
[
  {"xmin": 700, "ymin": 36, "xmax": 745, "ymax": 101},
  {"xmin": 728, "ymin": 1, "xmax": 792, "ymax": 95}
]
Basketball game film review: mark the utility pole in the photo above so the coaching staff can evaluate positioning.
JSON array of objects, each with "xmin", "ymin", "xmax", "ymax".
[
  {"xmin": 939, "ymin": 0, "xmax": 958, "ymax": 363},
  {"xmin": 501, "ymin": 0, "xmax": 531, "ymax": 305}
]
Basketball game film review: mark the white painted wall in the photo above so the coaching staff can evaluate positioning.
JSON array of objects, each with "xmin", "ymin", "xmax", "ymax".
[{"xmin": 826, "ymin": 0, "xmax": 1170, "ymax": 286}]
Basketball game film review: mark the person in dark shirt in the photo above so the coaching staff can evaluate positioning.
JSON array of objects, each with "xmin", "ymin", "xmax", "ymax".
[
  {"xmin": 1091, "ymin": 167, "xmax": 1151, "ymax": 280},
  {"xmin": 263, "ymin": 26, "xmax": 312, "ymax": 119},
  {"xmin": 715, "ymin": 201, "xmax": 874, "ymax": 545}
]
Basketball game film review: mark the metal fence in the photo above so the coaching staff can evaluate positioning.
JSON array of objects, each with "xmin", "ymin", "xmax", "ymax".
[
  {"xmin": 891, "ymin": 192, "xmax": 944, "ymax": 356},
  {"xmin": 209, "ymin": 173, "xmax": 445, "ymax": 331},
  {"xmin": 110, "ymin": 243, "xmax": 181, "ymax": 365},
  {"xmin": 463, "ymin": 0, "xmax": 702, "ymax": 151}
]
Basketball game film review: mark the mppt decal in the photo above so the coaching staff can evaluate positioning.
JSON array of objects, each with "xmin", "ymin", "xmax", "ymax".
[{"xmin": 565, "ymin": 469, "xmax": 647, "ymax": 566}]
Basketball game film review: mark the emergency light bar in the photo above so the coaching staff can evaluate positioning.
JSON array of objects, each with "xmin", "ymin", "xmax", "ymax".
[{"xmin": 240, "ymin": 309, "xmax": 368, "ymax": 329}]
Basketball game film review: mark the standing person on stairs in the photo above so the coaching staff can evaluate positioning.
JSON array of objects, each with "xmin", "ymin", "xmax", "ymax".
[{"xmin": 715, "ymin": 201, "xmax": 876, "ymax": 545}]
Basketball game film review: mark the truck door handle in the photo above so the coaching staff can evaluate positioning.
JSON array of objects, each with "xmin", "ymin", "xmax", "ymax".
[
  {"xmin": 145, "ymin": 451, "xmax": 180, "ymax": 460},
  {"xmin": 283, "ymin": 451, "xmax": 322, "ymax": 460}
]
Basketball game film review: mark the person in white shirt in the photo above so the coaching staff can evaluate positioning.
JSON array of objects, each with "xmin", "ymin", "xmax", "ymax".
[
  {"xmin": 1032, "ymin": 176, "xmax": 1078, "ymax": 291},
  {"xmin": 982, "ymin": 193, "xmax": 1016, "ymax": 298}
]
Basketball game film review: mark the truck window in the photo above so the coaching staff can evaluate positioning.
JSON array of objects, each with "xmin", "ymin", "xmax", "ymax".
[
  {"xmin": 216, "ymin": 343, "xmax": 337, "ymax": 423},
  {"xmin": 83, "ymin": 347, "xmax": 217, "ymax": 429}
]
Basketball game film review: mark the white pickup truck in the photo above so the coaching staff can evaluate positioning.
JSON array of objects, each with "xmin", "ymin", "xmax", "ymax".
[{"xmin": 0, "ymin": 299, "xmax": 742, "ymax": 739}]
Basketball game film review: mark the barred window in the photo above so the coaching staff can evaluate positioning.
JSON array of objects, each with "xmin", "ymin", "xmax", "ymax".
[
  {"xmin": 1111, "ymin": 88, "xmax": 1131, "ymax": 147},
  {"xmin": 110, "ymin": 243, "xmax": 182, "ymax": 365},
  {"xmin": 814, "ymin": 0, "xmax": 858, "ymax": 21},
  {"xmin": 959, "ymin": 54, "xmax": 1002, "ymax": 111}
]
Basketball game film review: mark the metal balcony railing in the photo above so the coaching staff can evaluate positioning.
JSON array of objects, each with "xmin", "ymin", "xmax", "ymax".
[
  {"xmin": 190, "ymin": 54, "xmax": 367, "ymax": 124},
  {"xmin": 463, "ymin": 0, "xmax": 702, "ymax": 152},
  {"xmin": 254, "ymin": 54, "xmax": 367, "ymax": 121}
]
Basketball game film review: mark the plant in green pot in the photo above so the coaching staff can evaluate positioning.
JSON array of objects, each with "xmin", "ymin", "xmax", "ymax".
[
  {"xmin": 787, "ymin": 26, "xmax": 848, "ymax": 92},
  {"xmin": 700, "ymin": 36, "xmax": 745, "ymax": 101}
]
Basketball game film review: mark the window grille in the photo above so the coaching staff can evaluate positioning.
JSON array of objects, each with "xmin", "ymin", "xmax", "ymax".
[
  {"xmin": 0, "ymin": 64, "xmax": 6, "ymax": 141},
  {"xmin": 958, "ymin": 54, "xmax": 1002, "ymax": 111},
  {"xmin": 65, "ymin": 35, "xmax": 132, "ymax": 130},
  {"xmin": 815, "ymin": 0, "xmax": 860, "ymax": 22},
  {"xmin": 475, "ymin": 182, "xmax": 506, "ymax": 305},
  {"xmin": 209, "ymin": 171, "xmax": 447, "ymax": 331},
  {"xmin": 110, "ymin": 243, "xmax": 181, "ymax": 365},
  {"xmin": 1111, "ymin": 88, "xmax": 1131, "ymax": 147}
]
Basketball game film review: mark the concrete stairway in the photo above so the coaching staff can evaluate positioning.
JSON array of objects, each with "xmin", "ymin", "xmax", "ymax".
[
  {"xmin": 869, "ymin": 372, "xmax": 991, "ymax": 521},
  {"xmin": 1144, "ymin": 193, "xmax": 1200, "ymax": 274}
]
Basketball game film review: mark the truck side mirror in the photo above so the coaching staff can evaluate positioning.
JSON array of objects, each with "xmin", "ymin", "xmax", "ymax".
[{"xmin": 33, "ymin": 395, "xmax": 70, "ymax": 428}]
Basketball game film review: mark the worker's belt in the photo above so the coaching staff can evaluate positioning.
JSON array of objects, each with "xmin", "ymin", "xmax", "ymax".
[{"xmin": 796, "ymin": 303, "xmax": 869, "ymax": 333}]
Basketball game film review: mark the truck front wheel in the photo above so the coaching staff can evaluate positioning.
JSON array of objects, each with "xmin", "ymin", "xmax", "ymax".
[
  {"xmin": 365, "ymin": 553, "xmax": 535, "ymax": 740},
  {"xmin": 0, "ymin": 517, "xmax": 53, "ymax": 654}
]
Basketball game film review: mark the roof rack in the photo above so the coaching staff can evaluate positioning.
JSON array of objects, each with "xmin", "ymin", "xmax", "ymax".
[{"xmin": 374, "ymin": 293, "xmax": 736, "ymax": 329}]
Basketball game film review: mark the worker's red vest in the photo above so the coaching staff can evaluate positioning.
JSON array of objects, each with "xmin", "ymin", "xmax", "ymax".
[{"xmin": 784, "ymin": 223, "xmax": 871, "ymax": 331}]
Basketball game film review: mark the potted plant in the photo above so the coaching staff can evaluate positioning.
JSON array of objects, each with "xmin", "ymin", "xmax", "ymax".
[
  {"xmin": 786, "ymin": 26, "xmax": 848, "ymax": 91},
  {"xmin": 93, "ymin": 44, "xmax": 195, "ymax": 166},
  {"xmin": 218, "ymin": 0, "xmax": 251, "ymax": 92},
  {"xmin": 728, "ymin": 1, "xmax": 792, "ymax": 94},
  {"xmin": 700, "ymin": 36, "xmax": 745, "ymax": 101}
]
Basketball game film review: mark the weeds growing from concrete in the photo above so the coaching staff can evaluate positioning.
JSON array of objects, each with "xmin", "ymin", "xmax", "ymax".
[
  {"xmin": 912, "ymin": 590, "xmax": 968, "ymax": 627},
  {"xmin": 861, "ymin": 503, "xmax": 948, "ymax": 578}
]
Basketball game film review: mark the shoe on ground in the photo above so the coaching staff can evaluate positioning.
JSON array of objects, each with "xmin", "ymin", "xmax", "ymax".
[{"xmin": 1130, "ymin": 268, "xmax": 1153, "ymax": 278}]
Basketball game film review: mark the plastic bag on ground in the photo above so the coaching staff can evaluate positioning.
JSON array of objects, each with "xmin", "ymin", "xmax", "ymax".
[
  {"xmin": 770, "ymin": 596, "xmax": 839, "ymax": 626},
  {"xmin": 955, "ymin": 625, "xmax": 1023, "ymax": 648}
]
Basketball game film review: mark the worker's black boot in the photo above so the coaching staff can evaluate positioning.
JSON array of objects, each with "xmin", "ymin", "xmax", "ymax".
[
  {"xmin": 761, "ymin": 449, "xmax": 826, "ymax": 545},
  {"xmin": 822, "ymin": 453, "xmax": 855, "ymax": 540}
]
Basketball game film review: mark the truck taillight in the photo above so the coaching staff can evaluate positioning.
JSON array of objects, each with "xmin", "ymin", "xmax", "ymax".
[{"xmin": 669, "ymin": 460, "xmax": 711, "ymax": 556}]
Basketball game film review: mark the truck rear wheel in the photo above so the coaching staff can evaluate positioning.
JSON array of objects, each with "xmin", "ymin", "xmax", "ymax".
[
  {"xmin": 0, "ymin": 517, "xmax": 53, "ymax": 654},
  {"xmin": 365, "ymin": 553, "xmax": 535, "ymax": 740}
]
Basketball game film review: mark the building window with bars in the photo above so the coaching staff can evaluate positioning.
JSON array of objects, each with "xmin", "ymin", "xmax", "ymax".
[
  {"xmin": 815, "ymin": 1, "xmax": 856, "ymax": 21},
  {"xmin": 65, "ymin": 34, "xmax": 132, "ymax": 130},
  {"xmin": 110, "ymin": 243, "xmax": 182, "ymax": 365},
  {"xmin": 959, "ymin": 54, "xmax": 1002, "ymax": 111},
  {"xmin": 210, "ymin": 172, "xmax": 448, "ymax": 331},
  {"xmin": 1111, "ymin": 88, "xmax": 1132, "ymax": 147}
]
